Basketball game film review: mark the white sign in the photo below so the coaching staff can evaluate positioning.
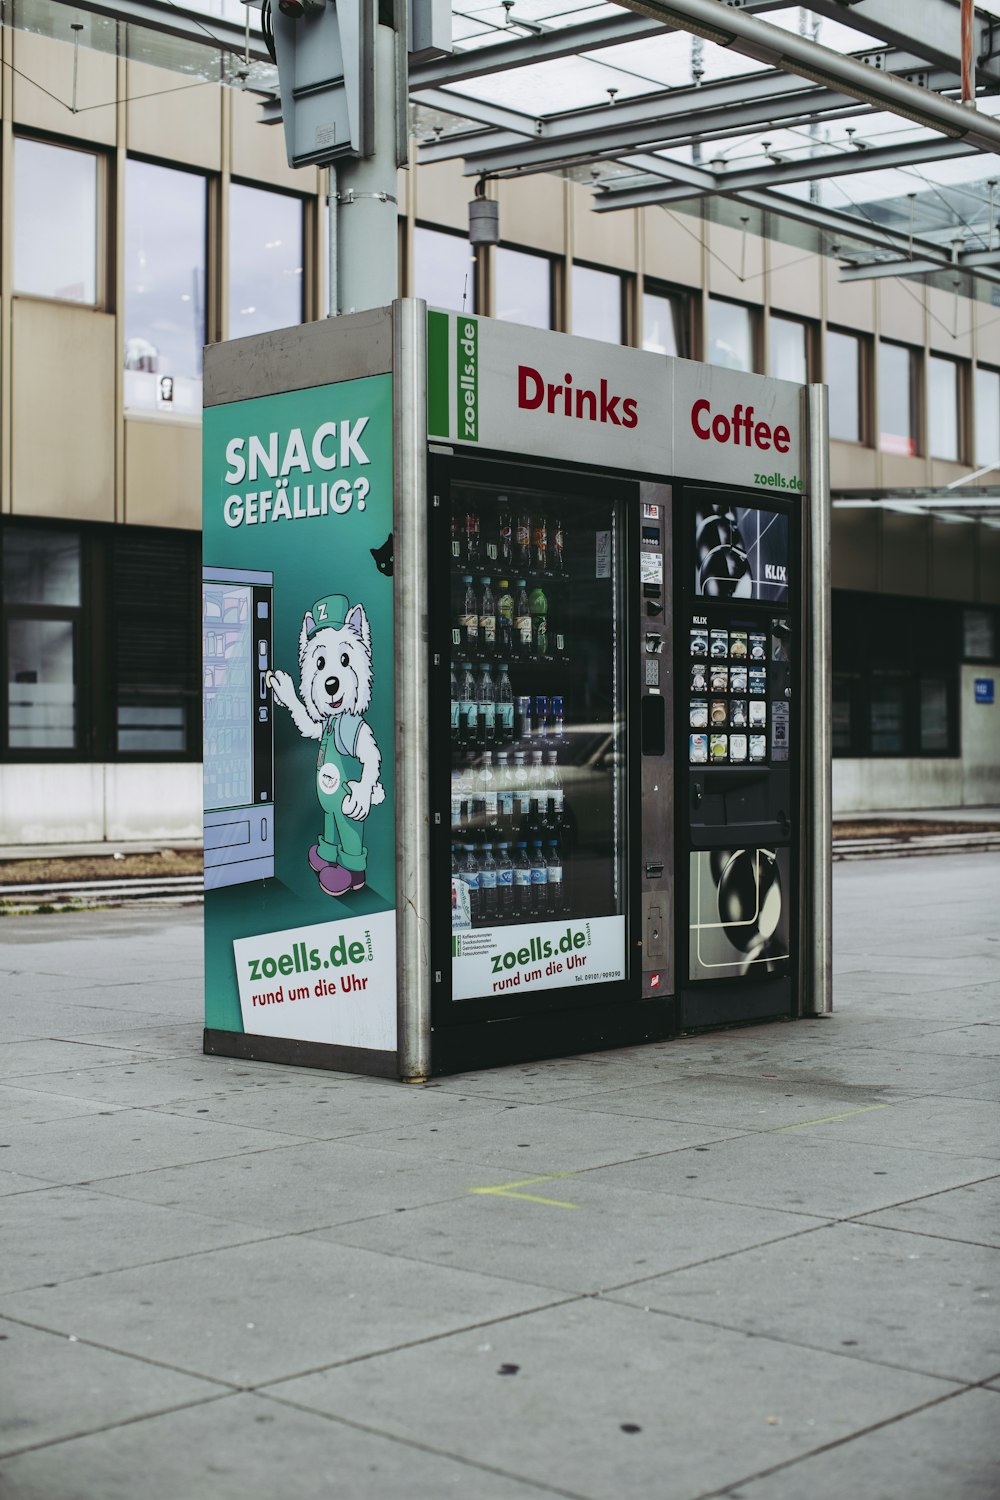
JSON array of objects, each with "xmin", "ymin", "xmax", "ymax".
[
  {"xmin": 233, "ymin": 910, "xmax": 396, "ymax": 1051},
  {"xmin": 452, "ymin": 913, "xmax": 626, "ymax": 1002}
]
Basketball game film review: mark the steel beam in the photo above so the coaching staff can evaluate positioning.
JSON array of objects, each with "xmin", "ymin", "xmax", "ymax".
[
  {"xmin": 595, "ymin": 134, "xmax": 978, "ymax": 209},
  {"xmin": 839, "ymin": 246, "xmax": 1000, "ymax": 279},
  {"xmin": 413, "ymin": 87, "xmax": 538, "ymax": 135},
  {"xmin": 47, "ymin": 0, "xmax": 271, "ymax": 64},
  {"xmin": 800, "ymin": 0, "xmax": 1000, "ymax": 88}
]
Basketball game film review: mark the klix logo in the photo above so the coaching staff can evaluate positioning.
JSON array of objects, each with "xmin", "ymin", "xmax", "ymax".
[
  {"xmin": 517, "ymin": 366, "xmax": 638, "ymax": 429},
  {"xmin": 765, "ymin": 564, "xmax": 788, "ymax": 582}
]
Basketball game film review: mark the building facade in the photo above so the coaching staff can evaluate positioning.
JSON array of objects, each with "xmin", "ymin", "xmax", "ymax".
[{"xmin": 1, "ymin": 23, "xmax": 997, "ymax": 844}]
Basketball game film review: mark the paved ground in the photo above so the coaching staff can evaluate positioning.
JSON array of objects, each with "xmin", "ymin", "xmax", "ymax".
[{"xmin": 0, "ymin": 853, "xmax": 997, "ymax": 1499}]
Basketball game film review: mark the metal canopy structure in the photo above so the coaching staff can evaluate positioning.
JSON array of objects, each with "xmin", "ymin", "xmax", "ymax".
[{"xmin": 8, "ymin": 0, "xmax": 1000, "ymax": 294}]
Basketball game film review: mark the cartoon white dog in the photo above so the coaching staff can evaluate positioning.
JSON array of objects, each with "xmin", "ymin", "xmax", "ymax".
[{"xmin": 269, "ymin": 593, "xmax": 384, "ymax": 897}]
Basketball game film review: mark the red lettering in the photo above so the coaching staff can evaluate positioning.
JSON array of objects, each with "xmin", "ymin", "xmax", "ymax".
[
  {"xmin": 756, "ymin": 420, "xmax": 771, "ymax": 450},
  {"xmin": 518, "ymin": 365, "xmax": 544, "ymax": 410},
  {"xmin": 712, "ymin": 413, "xmax": 731, "ymax": 442},
  {"xmin": 546, "ymin": 383, "xmax": 563, "ymax": 414},
  {"xmin": 576, "ymin": 387, "xmax": 597, "ymax": 421},
  {"xmin": 599, "ymin": 379, "xmax": 621, "ymax": 425},
  {"xmin": 690, "ymin": 398, "xmax": 794, "ymax": 453},
  {"xmin": 691, "ymin": 399, "xmax": 711, "ymax": 439},
  {"xmin": 621, "ymin": 397, "xmax": 638, "ymax": 429},
  {"xmin": 774, "ymin": 424, "xmax": 790, "ymax": 453}
]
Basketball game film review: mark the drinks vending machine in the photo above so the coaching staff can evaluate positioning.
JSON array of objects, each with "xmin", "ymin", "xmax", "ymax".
[{"xmin": 202, "ymin": 302, "xmax": 830, "ymax": 1080}]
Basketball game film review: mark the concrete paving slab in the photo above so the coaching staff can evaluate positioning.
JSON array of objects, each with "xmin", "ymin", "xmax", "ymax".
[
  {"xmin": 789, "ymin": 1094, "xmax": 1000, "ymax": 1158},
  {"xmin": 882, "ymin": 1023, "xmax": 1000, "ymax": 1059},
  {"xmin": 0, "ymin": 1107, "xmax": 305, "ymax": 1186},
  {"xmin": 0, "ymin": 1171, "xmax": 55, "ymax": 1198},
  {"xmin": 722, "ymin": 1387, "xmax": 999, "ymax": 1500},
  {"xmin": 0, "ymin": 1084, "xmax": 127, "ymax": 1127},
  {"xmin": 0, "ymin": 1186, "xmax": 278, "ymax": 1295},
  {"xmin": 583, "ymin": 1131, "xmax": 1000, "ymax": 1219},
  {"xmin": 427, "ymin": 1050, "xmax": 683, "ymax": 1105},
  {"xmin": 161, "ymin": 1077, "xmax": 511, "ymax": 1139},
  {"xmin": 269, "ymin": 1298, "xmax": 957, "ymax": 1500},
  {"xmin": 855, "ymin": 1176, "xmax": 1000, "ymax": 1249},
  {"xmin": 87, "ymin": 1139, "xmax": 504, "ymax": 1235},
  {"xmin": 0, "ymin": 1391, "xmax": 555, "ymax": 1500},
  {"xmin": 350, "ymin": 1101, "xmax": 747, "ymax": 1176},
  {"xmin": 608, "ymin": 1220, "xmax": 1000, "ymax": 1384},
  {"xmin": 554, "ymin": 1072, "xmax": 891, "ymax": 1133},
  {"xmin": 0, "ymin": 1037, "xmax": 166, "ymax": 1078},
  {"xmin": 77, "ymin": 1023, "xmax": 207, "ymax": 1056},
  {"xmin": 0, "ymin": 1001, "xmax": 173, "ymax": 1042},
  {"xmin": 318, "ymin": 1176, "xmax": 827, "ymax": 1294},
  {"xmin": 0, "ymin": 1316, "xmax": 223, "ymax": 1458},
  {"xmin": 0, "ymin": 1235, "xmax": 567, "ymax": 1387},
  {"xmin": 1, "ymin": 1056, "xmax": 350, "ymax": 1111}
]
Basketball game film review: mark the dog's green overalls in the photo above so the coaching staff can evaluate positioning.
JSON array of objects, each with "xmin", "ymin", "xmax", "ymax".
[{"xmin": 316, "ymin": 711, "xmax": 367, "ymax": 874}]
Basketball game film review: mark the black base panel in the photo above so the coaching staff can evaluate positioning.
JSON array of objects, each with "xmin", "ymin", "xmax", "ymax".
[
  {"xmin": 679, "ymin": 980, "xmax": 793, "ymax": 1031},
  {"xmin": 431, "ymin": 998, "xmax": 678, "ymax": 1077},
  {"xmin": 204, "ymin": 1028, "xmax": 398, "ymax": 1080}
]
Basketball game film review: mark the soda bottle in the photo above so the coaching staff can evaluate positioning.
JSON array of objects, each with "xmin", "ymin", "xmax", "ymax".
[
  {"xmin": 479, "ymin": 843, "xmax": 498, "ymax": 924},
  {"xmin": 459, "ymin": 663, "xmax": 477, "ymax": 747},
  {"xmin": 513, "ymin": 841, "xmax": 532, "ymax": 918},
  {"xmin": 498, "ymin": 504, "xmax": 513, "ymax": 569},
  {"xmin": 464, "ymin": 508, "xmax": 481, "ymax": 568},
  {"xmin": 463, "ymin": 844, "xmax": 480, "ymax": 927},
  {"xmin": 496, "ymin": 664, "xmax": 514, "ymax": 745},
  {"xmin": 529, "ymin": 841, "xmax": 548, "ymax": 914},
  {"xmin": 533, "ymin": 513, "xmax": 548, "ymax": 572},
  {"xmin": 529, "ymin": 583, "xmax": 548, "ymax": 659},
  {"xmin": 496, "ymin": 842, "xmax": 514, "ymax": 921},
  {"xmin": 546, "ymin": 840, "xmax": 564, "ymax": 915},
  {"xmin": 516, "ymin": 512, "xmax": 532, "ymax": 571},
  {"xmin": 460, "ymin": 577, "xmax": 478, "ymax": 656},
  {"xmin": 451, "ymin": 515, "xmax": 463, "ymax": 568},
  {"xmin": 485, "ymin": 517, "xmax": 499, "ymax": 566},
  {"xmin": 551, "ymin": 517, "xmax": 565, "ymax": 576},
  {"xmin": 496, "ymin": 582, "xmax": 514, "ymax": 659},
  {"xmin": 476, "ymin": 664, "xmax": 496, "ymax": 750},
  {"xmin": 450, "ymin": 664, "xmax": 459, "ymax": 747},
  {"xmin": 478, "ymin": 752, "xmax": 498, "ymax": 839},
  {"xmin": 479, "ymin": 577, "xmax": 496, "ymax": 657},
  {"xmin": 515, "ymin": 581, "xmax": 532, "ymax": 659},
  {"xmin": 495, "ymin": 751, "xmax": 513, "ymax": 839}
]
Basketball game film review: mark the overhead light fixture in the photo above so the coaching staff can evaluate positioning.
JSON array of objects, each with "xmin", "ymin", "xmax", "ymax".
[{"xmin": 778, "ymin": 59, "xmax": 967, "ymax": 139}]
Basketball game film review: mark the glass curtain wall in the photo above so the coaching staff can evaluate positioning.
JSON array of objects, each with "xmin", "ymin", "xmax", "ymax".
[{"xmin": 228, "ymin": 184, "xmax": 304, "ymax": 339}]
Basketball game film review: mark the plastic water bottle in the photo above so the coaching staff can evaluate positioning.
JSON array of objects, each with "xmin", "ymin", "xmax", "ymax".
[
  {"xmin": 479, "ymin": 577, "xmax": 496, "ymax": 657},
  {"xmin": 478, "ymin": 753, "xmax": 498, "ymax": 839},
  {"xmin": 496, "ymin": 664, "xmax": 514, "ymax": 745},
  {"xmin": 479, "ymin": 843, "xmax": 498, "ymax": 925},
  {"xmin": 546, "ymin": 750, "xmax": 564, "ymax": 834},
  {"xmin": 529, "ymin": 840, "xmax": 547, "ymax": 914},
  {"xmin": 496, "ymin": 843, "xmax": 514, "ymax": 920},
  {"xmin": 460, "ymin": 577, "xmax": 478, "ymax": 656},
  {"xmin": 450, "ymin": 664, "xmax": 459, "ymax": 746},
  {"xmin": 496, "ymin": 583, "xmax": 514, "ymax": 659},
  {"xmin": 463, "ymin": 844, "xmax": 480, "ymax": 927},
  {"xmin": 459, "ymin": 662, "xmax": 477, "ymax": 747},
  {"xmin": 515, "ymin": 581, "xmax": 532, "ymax": 659},
  {"xmin": 514, "ymin": 841, "xmax": 532, "ymax": 918},
  {"xmin": 477, "ymin": 664, "xmax": 496, "ymax": 750},
  {"xmin": 495, "ymin": 751, "xmax": 513, "ymax": 839},
  {"xmin": 546, "ymin": 840, "xmax": 564, "ymax": 915}
]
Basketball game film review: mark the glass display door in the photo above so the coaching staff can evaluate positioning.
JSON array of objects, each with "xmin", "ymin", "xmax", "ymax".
[{"xmin": 431, "ymin": 460, "xmax": 631, "ymax": 1019}]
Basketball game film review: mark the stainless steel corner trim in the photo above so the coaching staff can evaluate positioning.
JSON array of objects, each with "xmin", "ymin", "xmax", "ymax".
[
  {"xmin": 393, "ymin": 297, "xmax": 433, "ymax": 1079},
  {"xmin": 802, "ymin": 382, "xmax": 833, "ymax": 1016}
]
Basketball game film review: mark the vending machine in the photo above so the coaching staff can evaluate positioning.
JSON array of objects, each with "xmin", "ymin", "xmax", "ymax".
[
  {"xmin": 202, "ymin": 302, "xmax": 830, "ymax": 1081},
  {"xmin": 202, "ymin": 565, "xmax": 275, "ymax": 889}
]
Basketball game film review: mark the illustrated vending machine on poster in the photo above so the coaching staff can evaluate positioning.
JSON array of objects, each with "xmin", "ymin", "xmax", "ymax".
[{"xmin": 202, "ymin": 303, "xmax": 830, "ymax": 1081}]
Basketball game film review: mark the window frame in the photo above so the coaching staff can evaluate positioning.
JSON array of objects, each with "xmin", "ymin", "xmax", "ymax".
[
  {"xmin": 642, "ymin": 279, "xmax": 694, "ymax": 360},
  {"xmin": 412, "ymin": 220, "xmax": 478, "ymax": 315},
  {"xmin": 927, "ymin": 352, "xmax": 966, "ymax": 464},
  {"xmin": 825, "ymin": 325, "xmax": 870, "ymax": 446},
  {"xmin": 570, "ymin": 260, "xmax": 628, "ymax": 346},
  {"xmin": 226, "ymin": 178, "xmax": 308, "ymax": 341},
  {"xmin": 877, "ymin": 338, "xmax": 921, "ymax": 458},
  {"xmin": 11, "ymin": 130, "xmax": 109, "ymax": 312},
  {"xmin": 768, "ymin": 310, "xmax": 815, "ymax": 385},
  {"xmin": 706, "ymin": 294, "xmax": 760, "ymax": 373},
  {"xmin": 973, "ymin": 363, "xmax": 1000, "ymax": 469},
  {"xmin": 0, "ymin": 518, "xmax": 201, "ymax": 765},
  {"xmin": 492, "ymin": 241, "xmax": 556, "ymax": 331}
]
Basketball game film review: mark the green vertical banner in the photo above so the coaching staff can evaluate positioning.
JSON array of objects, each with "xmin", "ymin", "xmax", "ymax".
[
  {"xmin": 203, "ymin": 374, "xmax": 396, "ymax": 1057},
  {"xmin": 456, "ymin": 315, "xmax": 479, "ymax": 442}
]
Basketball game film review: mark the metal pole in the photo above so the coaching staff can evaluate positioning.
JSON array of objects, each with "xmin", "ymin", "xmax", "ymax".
[
  {"xmin": 327, "ymin": 166, "xmax": 338, "ymax": 318},
  {"xmin": 393, "ymin": 297, "xmax": 432, "ymax": 1081},
  {"xmin": 336, "ymin": 23, "xmax": 399, "ymax": 314},
  {"xmin": 961, "ymin": 0, "xmax": 974, "ymax": 104},
  {"xmin": 802, "ymin": 383, "xmax": 832, "ymax": 1016}
]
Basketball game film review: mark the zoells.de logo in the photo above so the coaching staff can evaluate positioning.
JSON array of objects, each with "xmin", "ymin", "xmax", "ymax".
[{"xmin": 517, "ymin": 365, "xmax": 638, "ymax": 429}]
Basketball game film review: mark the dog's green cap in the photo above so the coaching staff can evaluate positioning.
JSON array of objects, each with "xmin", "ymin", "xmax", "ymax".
[{"xmin": 307, "ymin": 594, "xmax": 350, "ymax": 637}]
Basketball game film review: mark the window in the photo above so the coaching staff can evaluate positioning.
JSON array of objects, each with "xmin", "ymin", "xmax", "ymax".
[
  {"xmin": 827, "ymin": 328, "xmax": 864, "ymax": 444},
  {"xmin": 928, "ymin": 355, "xmax": 962, "ymax": 462},
  {"xmin": 228, "ymin": 184, "xmax": 304, "ymax": 339},
  {"xmin": 494, "ymin": 246, "xmax": 553, "ymax": 330},
  {"xmin": 769, "ymin": 314, "xmax": 810, "ymax": 384},
  {"xmin": 878, "ymin": 341, "xmax": 919, "ymax": 456},
  {"xmin": 974, "ymin": 366, "xmax": 1000, "ymax": 468},
  {"xmin": 414, "ymin": 226, "xmax": 474, "ymax": 313},
  {"xmin": 832, "ymin": 591, "xmax": 959, "ymax": 758},
  {"xmin": 124, "ymin": 159, "xmax": 206, "ymax": 416},
  {"xmin": 2, "ymin": 528, "xmax": 81, "ymax": 751},
  {"xmin": 642, "ymin": 285, "xmax": 691, "ymax": 359},
  {"xmin": 0, "ymin": 521, "xmax": 200, "ymax": 761},
  {"xmin": 13, "ymin": 137, "xmax": 98, "ymax": 305},
  {"xmin": 707, "ymin": 297, "xmax": 756, "ymax": 371},
  {"xmin": 571, "ymin": 264, "xmax": 624, "ymax": 345}
]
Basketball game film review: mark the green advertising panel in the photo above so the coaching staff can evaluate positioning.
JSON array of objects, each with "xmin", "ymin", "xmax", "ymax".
[{"xmin": 202, "ymin": 374, "xmax": 396, "ymax": 1057}]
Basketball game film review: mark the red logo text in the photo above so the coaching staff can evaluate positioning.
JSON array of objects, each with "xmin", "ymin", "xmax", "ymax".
[
  {"xmin": 691, "ymin": 399, "xmax": 790, "ymax": 454},
  {"xmin": 518, "ymin": 366, "xmax": 638, "ymax": 429}
]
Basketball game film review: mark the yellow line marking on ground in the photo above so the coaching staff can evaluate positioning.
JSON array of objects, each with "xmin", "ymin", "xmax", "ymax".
[
  {"xmin": 469, "ymin": 1172, "xmax": 580, "ymax": 1210},
  {"xmin": 771, "ymin": 1103, "xmax": 893, "ymax": 1133}
]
